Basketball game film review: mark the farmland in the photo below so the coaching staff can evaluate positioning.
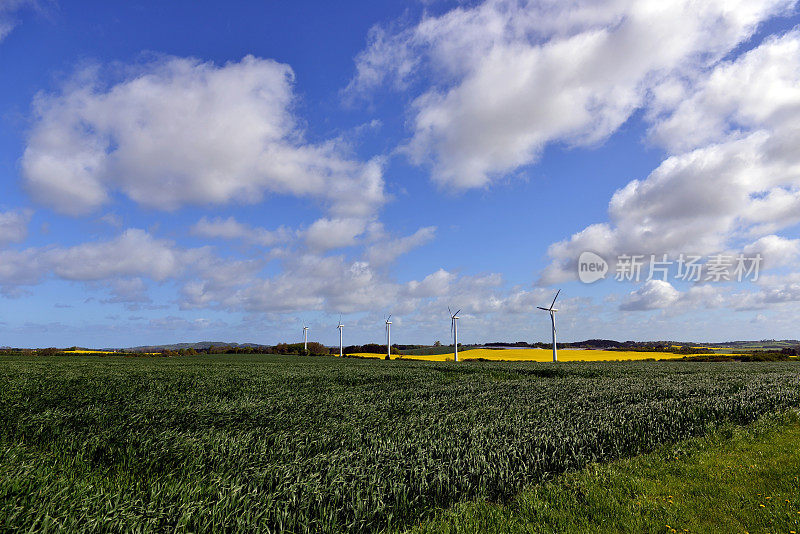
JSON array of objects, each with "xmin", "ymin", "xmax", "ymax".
[{"xmin": 1, "ymin": 354, "xmax": 799, "ymax": 533}]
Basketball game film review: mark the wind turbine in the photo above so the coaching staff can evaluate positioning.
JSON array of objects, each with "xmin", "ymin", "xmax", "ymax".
[
  {"xmin": 302, "ymin": 322, "xmax": 309, "ymax": 354},
  {"xmin": 537, "ymin": 290, "xmax": 560, "ymax": 362},
  {"xmin": 449, "ymin": 307, "xmax": 461, "ymax": 362},
  {"xmin": 385, "ymin": 314, "xmax": 392, "ymax": 360},
  {"xmin": 337, "ymin": 315, "xmax": 344, "ymax": 358}
]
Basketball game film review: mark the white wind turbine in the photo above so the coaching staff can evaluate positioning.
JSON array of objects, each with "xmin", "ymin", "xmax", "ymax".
[
  {"xmin": 384, "ymin": 314, "xmax": 392, "ymax": 360},
  {"xmin": 337, "ymin": 315, "xmax": 344, "ymax": 358},
  {"xmin": 302, "ymin": 322, "xmax": 309, "ymax": 354},
  {"xmin": 449, "ymin": 307, "xmax": 461, "ymax": 362},
  {"xmin": 537, "ymin": 289, "xmax": 561, "ymax": 362}
]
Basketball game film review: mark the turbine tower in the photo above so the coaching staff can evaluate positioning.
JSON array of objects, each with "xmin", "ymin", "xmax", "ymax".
[
  {"xmin": 449, "ymin": 307, "xmax": 461, "ymax": 362},
  {"xmin": 337, "ymin": 315, "xmax": 344, "ymax": 358},
  {"xmin": 302, "ymin": 323, "xmax": 309, "ymax": 354},
  {"xmin": 537, "ymin": 289, "xmax": 561, "ymax": 362},
  {"xmin": 385, "ymin": 315, "xmax": 392, "ymax": 360}
]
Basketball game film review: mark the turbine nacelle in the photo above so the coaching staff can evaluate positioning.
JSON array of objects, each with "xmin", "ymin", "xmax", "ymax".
[{"xmin": 536, "ymin": 289, "xmax": 561, "ymax": 313}]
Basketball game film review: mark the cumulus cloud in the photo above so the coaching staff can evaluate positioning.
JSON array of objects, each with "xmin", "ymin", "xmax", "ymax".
[
  {"xmin": 248, "ymin": 218, "xmax": 438, "ymax": 256},
  {"xmin": 620, "ymin": 280, "xmax": 680, "ymax": 311},
  {"xmin": 541, "ymin": 31, "xmax": 800, "ymax": 283},
  {"xmin": 0, "ymin": 247, "xmax": 44, "ymax": 294},
  {"xmin": 649, "ymin": 30, "xmax": 800, "ymax": 152},
  {"xmin": 406, "ymin": 268, "xmax": 455, "ymax": 298},
  {"xmin": 743, "ymin": 235, "xmax": 800, "ymax": 269},
  {"xmin": 191, "ymin": 216, "xmax": 292, "ymax": 247},
  {"xmin": 349, "ymin": 0, "xmax": 792, "ymax": 188},
  {"xmin": 176, "ymin": 241, "xmax": 559, "ymax": 321},
  {"xmin": 0, "ymin": 228, "xmax": 204, "ymax": 297},
  {"xmin": 364, "ymin": 225, "xmax": 436, "ymax": 266},
  {"xmin": 304, "ymin": 217, "xmax": 368, "ymax": 251},
  {"xmin": 0, "ymin": 209, "xmax": 32, "ymax": 245},
  {"xmin": 100, "ymin": 278, "xmax": 152, "ymax": 306},
  {"xmin": 47, "ymin": 229, "xmax": 196, "ymax": 282},
  {"xmin": 0, "ymin": 222, "xmax": 441, "ymax": 317},
  {"xmin": 183, "ymin": 253, "xmax": 398, "ymax": 314},
  {"xmin": 23, "ymin": 55, "xmax": 385, "ymax": 216},
  {"xmin": 728, "ymin": 271, "xmax": 800, "ymax": 309},
  {"xmin": 609, "ymin": 275, "xmax": 800, "ymax": 313}
]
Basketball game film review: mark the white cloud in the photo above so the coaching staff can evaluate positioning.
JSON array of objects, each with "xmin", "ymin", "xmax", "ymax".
[
  {"xmin": 0, "ymin": 19, "xmax": 13, "ymax": 40},
  {"xmin": 730, "ymin": 271, "xmax": 800, "ymax": 309},
  {"xmin": 23, "ymin": 55, "xmax": 385, "ymax": 216},
  {"xmin": 350, "ymin": 0, "xmax": 793, "ymax": 188},
  {"xmin": 760, "ymin": 283, "xmax": 800, "ymax": 304},
  {"xmin": 743, "ymin": 235, "xmax": 800, "ymax": 269},
  {"xmin": 191, "ymin": 216, "xmax": 292, "ymax": 247},
  {"xmin": 0, "ymin": 222, "xmax": 439, "ymax": 318},
  {"xmin": 46, "ymin": 229, "xmax": 194, "ymax": 282},
  {"xmin": 406, "ymin": 268, "xmax": 454, "ymax": 297},
  {"xmin": 147, "ymin": 316, "xmax": 223, "ymax": 331},
  {"xmin": 735, "ymin": 284, "xmax": 800, "ymax": 309},
  {"xmin": 100, "ymin": 278, "xmax": 152, "ymax": 306},
  {"xmin": 541, "ymin": 31, "xmax": 800, "ymax": 283},
  {"xmin": 620, "ymin": 280, "xmax": 680, "ymax": 311},
  {"xmin": 649, "ymin": 31, "xmax": 800, "ymax": 152},
  {"xmin": 0, "ymin": 247, "xmax": 44, "ymax": 294},
  {"xmin": 364, "ymin": 225, "xmax": 436, "ymax": 266},
  {"xmin": 0, "ymin": 0, "xmax": 31, "ymax": 42},
  {"xmin": 0, "ymin": 209, "xmax": 32, "ymax": 245},
  {"xmin": 175, "ymin": 242, "xmax": 558, "ymax": 321},
  {"xmin": 98, "ymin": 213, "xmax": 123, "ymax": 228},
  {"xmin": 184, "ymin": 253, "xmax": 398, "ymax": 314},
  {"xmin": 608, "ymin": 276, "xmax": 800, "ymax": 313},
  {"xmin": 0, "ymin": 229, "xmax": 204, "ymax": 295},
  {"xmin": 304, "ymin": 217, "xmax": 368, "ymax": 251},
  {"xmin": 682, "ymin": 284, "xmax": 729, "ymax": 310}
]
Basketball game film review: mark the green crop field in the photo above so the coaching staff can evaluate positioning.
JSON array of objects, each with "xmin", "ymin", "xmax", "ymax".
[{"xmin": 1, "ymin": 354, "xmax": 799, "ymax": 533}]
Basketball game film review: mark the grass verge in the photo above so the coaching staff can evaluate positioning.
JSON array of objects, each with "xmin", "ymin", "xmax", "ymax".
[{"xmin": 408, "ymin": 411, "xmax": 800, "ymax": 534}]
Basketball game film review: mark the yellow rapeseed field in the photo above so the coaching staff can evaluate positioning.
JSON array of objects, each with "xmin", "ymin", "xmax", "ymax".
[{"xmin": 349, "ymin": 348, "xmax": 691, "ymax": 362}]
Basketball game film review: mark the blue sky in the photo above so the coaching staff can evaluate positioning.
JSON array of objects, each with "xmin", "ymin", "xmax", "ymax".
[{"xmin": 1, "ymin": 0, "xmax": 800, "ymax": 348}]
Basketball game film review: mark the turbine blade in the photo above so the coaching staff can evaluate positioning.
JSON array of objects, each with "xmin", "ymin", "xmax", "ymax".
[
  {"xmin": 536, "ymin": 306, "xmax": 549, "ymax": 311},
  {"xmin": 455, "ymin": 309, "xmax": 461, "ymax": 316},
  {"xmin": 550, "ymin": 289, "xmax": 561, "ymax": 310},
  {"xmin": 448, "ymin": 306, "xmax": 452, "ymax": 316}
]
